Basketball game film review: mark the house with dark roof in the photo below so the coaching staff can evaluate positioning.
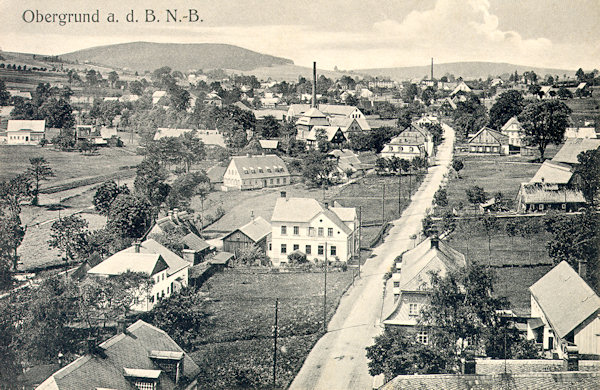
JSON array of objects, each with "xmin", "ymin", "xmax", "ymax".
[
  {"xmin": 467, "ymin": 127, "xmax": 510, "ymax": 155},
  {"xmin": 527, "ymin": 261, "xmax": 600, "ymax": 358},
  {"xmin": 37, "ymin": 320, "xmax": 199, "ymax": 390},
  {"xmin": 268, "ymin": 193, "xmax": 358, "ymax": 266},
  {"xmin": 222, "ymin": 154, "xmax": 290, "ymax": 191},
  {"xmin": 222, "ymin": 216, "xmax": 271, "ymax": 257},
  {"xmin": 88, "ymin": 239, "xmax": 191, "ymax": 311},
  {"xmin": 328, "ymin": 149, "xmax": 365, "ymax": 180},
  {"xmin": 383, "ymin": 238, "xmax": 466, "ymax": 342},
  {"xmin": 380, "ymin": 123, "xmax": 434, "ymax": 161},
  {"xmin": 516, "ymin": 182, "xmax": 586, "ymax": 213}
]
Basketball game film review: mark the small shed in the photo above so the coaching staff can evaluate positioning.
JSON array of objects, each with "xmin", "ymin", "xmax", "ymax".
[{"xmin": 222, "ymin": 217, "xmax": 271, "ymax": 256}]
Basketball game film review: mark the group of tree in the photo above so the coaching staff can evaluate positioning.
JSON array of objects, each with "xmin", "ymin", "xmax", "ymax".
[
  {"xmin": 375, "ymin": 156, "xmax": 427, "ymax": 175},
  {"xmin": 452, "ymin": 93, "xmax": 488, "ymax": 139},
  {"xmin": 145, "ymin": 131, "xmax": 207, "ymax": 172},
  {"xmin": 10, "ymin": 82, "xmax": 75, "ymax": 129}
]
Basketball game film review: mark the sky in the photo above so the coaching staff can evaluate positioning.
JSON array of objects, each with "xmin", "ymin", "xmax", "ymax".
[{"xmin": 0, "ymin": 0, "xmax": 598, "ymax": 71}]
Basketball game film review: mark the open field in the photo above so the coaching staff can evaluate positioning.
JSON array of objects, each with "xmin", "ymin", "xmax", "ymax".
[{"xmin": 189, "ymin": 269, "xmax": 354, "ymax": 389}]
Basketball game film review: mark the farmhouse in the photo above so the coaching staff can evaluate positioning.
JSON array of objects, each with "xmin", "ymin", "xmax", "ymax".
[
  {"xmin": 328, "ymin": 149, "xmax": 365, "ymax": 180},
  {"xmin": 516, "ymin": 183, "xmax": 586, "ymax": 213},
  {"xmin": 222, "ymin": 153, "xmax": 290, "ymax": 191},
  {"xmin": 222, "ymin": 216, "xmax": 271, "ymax": 256},
  {"xmin": 528, "ymin": 261, "xmax": 600, "ymax": 358},
  {"xmin": 6, "ymin": 119, "xmax": 45, "ymax": 145},
  {"xmin": 501, "ymin": 116, "xmax": 525, "ymax": 150},
  {"xmin": 38, "ymin": 320, "xmax": 199, "ymax": 390},
  {"xmin": 268, "ymin": 194, "xmax": 358, "ymax": 266},
  {"xmin": 88, "ymin": 239, "xmax": 190, "ymax": 312},
  {"xmin": 467, "ymin": 126, "xmax": 509, "ymax": 155},
  {"xmin": 383, "ymin": 237, "xmax": 466, "ymax": 339},
  {"xmin": 380, "ymin": 123, "xmax": 434, "ymax": 161}
]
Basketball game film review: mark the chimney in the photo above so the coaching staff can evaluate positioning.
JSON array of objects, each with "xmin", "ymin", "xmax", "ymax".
[
  {"xmin": 250, "ymin": 210, "xmax": 255, "ymax": 221},
  {"xmin": 173, "ymin": 208, "xmax": 179, "ymax": 221},
  {"xmin": 86, "ymin": 337, "xmax": 97, "ymax": 355},
  {"xmin": 134, "ymin": 241, "xmax": 141, "ymax": 253},
  {"xmin": 578, "ymin": 259, "xmax": 588, "ymax": 280},
  {"xmin": 280, "ymin": 191, "xmax": 287, "ymax": 198},
  {"xmin": 430, "ymin": 236, "xmax": 439, "ymax": 249},
  {"xmin": 312, "ymin": 61, "xmax": 317, "ymax": 108},
  {"xmin": 563, "ymin": 344, "xmax": 579, "ymax": 371},
  {"xmin": 167, "ymin": 210, "xmax": 173, "ymax": 218},
  {"xmin": 324, "ymin": 201, "xmax": 329, "ymax": 209},
  {"xmin": 117, "ymin": 318, "xmax": 127, "ymax": 334},
  {"xmin": 431, "ymin": 57, "xmax": 434, "ymax": 80},
  {"xmin": 182, "ymin": 249, "xmax": 197, "ymax": 265}
]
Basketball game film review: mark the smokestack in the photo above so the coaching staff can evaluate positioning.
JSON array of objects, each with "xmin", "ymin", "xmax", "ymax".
[
  {"xmin": 312, "ymin": 61, "xmax": 317, "ymax": 108},
  {"xmin": 578, "ymin": 260, "xmax": 588, "ymax": 280},
  {"xmin": 134, "ymin": 241, "xmax": 141, "ymax": 253},
  {"xmin": 431, "ymin": 58, "xmax": 434, "ymax": 80}
]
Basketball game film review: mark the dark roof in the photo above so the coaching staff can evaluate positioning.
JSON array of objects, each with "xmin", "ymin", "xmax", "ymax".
[
  {"xmin": 229, "ymin": 154, "xmax": 290, "ymax": 179},
  {"xmin": 37, "ymin": 320, "xmax": 199, "ymax": 390},
  {"xmin": 182, "ymin": 233, "xmax": 210, "ymax": 252},
  {"xmin": 209, "ymin": 251, "xmax": 234, "ymax": 265},
  {"xmin": 380, "ymin": 372, "xmax": 600, "ymax": 390},
  {"xmin": 206, "ymin": 165, "xmax": 226, "ymax": 183}
]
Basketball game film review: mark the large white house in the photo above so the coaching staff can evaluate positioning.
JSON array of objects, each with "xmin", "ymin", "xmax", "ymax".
[
  {"xmin": 6, "ymin": 120, "xmax": 45, "ymax": 145},
  {"xmin": 268, "ymin": 194, "xmax": 358, "ymax": 266},
  {"xmin": 501, "ymin": 116, "xmax": 525, "ymax": 149},
  {"xmin": 87, "ymin": 239, "xmax": 190, "ymax": 312},
  {"xmin": 222, "ymin": 154, "xmax": 291, "ymax": 191},
  {"xmin": 527, "ymin": 261, "xmax": 600, "ymax": 358},
  {"xmin": 380, "ymin": 123, "xmax": 434, "ymax": 161}
]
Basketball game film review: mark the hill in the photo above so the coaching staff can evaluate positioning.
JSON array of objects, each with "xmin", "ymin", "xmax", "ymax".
[
  {"xmin": 60, "ymin": 41, "xmax": 294, "ymax": 72},
  {"xmin": 355, "ymin": 61, "xmax": 575, "ymax": 81}
]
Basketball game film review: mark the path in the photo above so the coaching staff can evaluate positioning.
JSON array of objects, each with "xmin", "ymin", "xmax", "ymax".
[{"xmin": 288, "ymin": 123, "xmax": 456, "ymax": 390}]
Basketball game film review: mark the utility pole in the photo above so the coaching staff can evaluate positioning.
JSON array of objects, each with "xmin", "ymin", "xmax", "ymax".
[
  {"xmin": 381, "ymin": 183, "xmax": 385, "ymax": 224},
  {"xmin": 272, "ymin": 298, "xmax": 278, "ymax": 388},
  {"xmin": 398, "ymin": 173, "xmax": 401, "ymax": 214},
  {"xmin": 358, "ymin": 206, "xmax": 362, "ymax": 278},
  {"xmin": 323, "ymin": 242, "xmax": 328, "ymax": 333}
]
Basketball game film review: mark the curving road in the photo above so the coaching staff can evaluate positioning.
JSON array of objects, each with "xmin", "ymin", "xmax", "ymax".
[{"xmin": 289, "ymin": 123, "xmax": 456, "ymax": 390}]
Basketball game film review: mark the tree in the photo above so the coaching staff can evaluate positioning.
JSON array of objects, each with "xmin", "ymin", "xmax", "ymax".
[
  {"xmin": 366, "ymin": 327, "xmax": 448, "ymax": 381},
  {"xmin": 0, "ymin": 174, "xmax": 31, "ymax": 217},
  {"xmin": 488, "ymin": 90, "xmax": 524, "ymax": 130},
  {"xmin": 453, "ymin": 94, "xmax": 488, "ymax": 138},
  {"xmin": 108, "ymin": 71, "xmax": 119, "ymax": 88},
  {"xmin": 478, "ymin": 214, "xmax": 500, "ymax": 263},
  {"xmin": 107, "ymin": 193, "xmax": 152, "ymax": 240},
  {"xmin": 518, "ymin": 100, "xmax": 571, "ymax": 161},
  {"xmin": 433, "ymin": 188, "xmax": 448, "ymax": 207},
  {"xmin": 574, "ymin": 148, "xmax": 600, "ymax": 206},
  {"xmin": 27, "ymin": 157, "xmax": 54, "ymax": 206},
  {"xmin": 257, "ymin": 115, "xmax": 281, "ymax": 138},
  {"xmin": 235, "ymin": 245, "xmax": 269, "ymax": 266},
  {"xmin": 452, "ymin": 159, "xmax": 464, "ymax": 178},
  {"xmin": 129, "ymin": 80, "xmax": 145, "ymax": 95},
  {"xmin": 424, "ymin": 123, "xmax": 443, "ymax": 146},
  {"xmin": 401, "ymin": 83, "xmax": 418, "ymax": 102},
  {"xmin": 302, "ymin": 151, "xmax": 336, "ymax": 187},
  {"xmin": 166, "ymin": 171, "xmax": 211, "ymax": 210},
  {"xmin": 180, "ymin": 131, "xmax": 206, "ymax": 172},
  {"xmin": 421, "ymin": 215, "xmax": 438, "ymax": 237},
  {"xmin": 0, "ymin": 79, "xmax": 10, "ymax": 106},
  {"xmin": 86, "ymin": 69, "xmax": 99, "ymax": 87},
  {"xmin": 48, "ymin": 215, "xmax": 89, "ymax": 270},
  {"xmin": 0, "ymin": 211, "xmax": 25, "ymax": 275},
  {"xmin": 93, "ymin": 180, "xmax": 130, "ymax": 216},
  {"xmin": 576, "ymin": 68, "xmax": 586, "ymax": 82},
  {"xmin": 466, "ymin": 185, "xmax": 488, "ymax": 211},
  {"xmin": 143, "ymin": 287, "xmax": 210, "ymax": 349},
  {"xmin": 134, "ymin": 158, "xmax": 171, "ymax": 216},
  {"xmin": 557, "ymin": 87, "xmax": 573, "ymax": 99}
]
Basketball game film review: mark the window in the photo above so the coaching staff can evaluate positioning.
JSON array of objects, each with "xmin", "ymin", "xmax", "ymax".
[
  {"xmin": 328, "ymin": 228, "xmax": 333, "ymax": 237},
  {"xmin": 293, "ymin": 226, "xmax": 299, "ymax": 235},
  {"xmin": 134, "ymin": 380, "xmax": 156, "ymax": 390},
  {"xmin": 330, "ymin": 246, "xmax": 336, "ymax": 256},
  {"xmin": 269, "ymin": 243, "xmax": 272, "ymax": 251},
  {"xmin": 539, "ymin": 204, "xmax": 544, "ymax": 211},
  {"xmin": 282, "ymin": 178, "xmax": 287, "ymax": 184},
  {"xmin": 276, "ymin": 178, "xmax": 280, "ymax": 184},
  {"xmin": 270, "ymin": 178, "xmax": 273, "ymax": 184},
  {"xmin": 318, "ymin": 227, "xmax": 324, "ymax": 236},
  {"xmin": 393, "ymin": 281, "xmax": 400, "ymax": 288},
  {"xmin": 308, "ymin": 227, "xmax": 315, "ymax": 236},
  {"xmin": 305, "ymin": 245, "xmax": 312, "ymax": 255},
  {"xmin": 409, "ymin": 303, "xmax": 419, "ymax": 316},
  {"xmin": 281, "ymin": 244, "xmax": 287, "ymax": 254},
  {"xmin": 281, "ymin": 225, "xmax": 287, "ymax": 235},
  {"xmin": 417, "ymin": 330, "xmax": 429, "ymax": 345},
  {"xmin": 561, "ymin": 203, "xmax": 566, "ymax": 210},
  {"xmin": 293, "ymin": 244, "xmax": 299, "ymax": 251},
  {"xmin": 318, "ymin": 245, "xmax": 324, "ymax": 255},
  {"xmin": 167, "ymin": 287, "xmax": 170, "ymax": 294}
]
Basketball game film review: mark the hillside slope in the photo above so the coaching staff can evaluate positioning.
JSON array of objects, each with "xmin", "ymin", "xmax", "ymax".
[{"xmin": 60, "ymin": 42, "xmax": 293, "ymax": 72}]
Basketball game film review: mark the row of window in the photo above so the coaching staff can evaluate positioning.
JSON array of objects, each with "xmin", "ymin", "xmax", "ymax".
[
  {"xmin": 241, "ymin": 166, "xmax": 285, "ymax": 175},
  {"xmin": 388, "ymin": 145, "xmax": 416, "ymax": 152},
  {"xmin": 280, "ymin": 243, "xmax": 336, "ymax": 256},
  {"xmin": 281, "ymin": 226, "xmax": 335, "ymax": 237}
]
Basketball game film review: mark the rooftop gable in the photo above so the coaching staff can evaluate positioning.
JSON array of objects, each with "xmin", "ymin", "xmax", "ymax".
[
  {"xmin": 88, "ymin": 253, "xmax": 167, "ymax": 276},
  {"xmin": 7, "ymin": 119, "xmax": 46, "ymax": 132},
  {"xmin": 122, "ymin": 239, "xmax": 190, "ymax": 276}
]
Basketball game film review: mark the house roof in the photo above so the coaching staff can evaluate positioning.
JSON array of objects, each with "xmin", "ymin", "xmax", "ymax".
[
  {"xmin": 223, "ymin": 216, "xmax": 271, "ymax": 243},
  {"xmin": 380, "ymin": 372, "xmax": 600, "ymax": 390},
  {"xmin": 307, "ymin": 126, "xmax": 344, "ymax": 142},
  {"xmin": 233, "ymin": 101, "xmax": 252, "ymax": 111},
  {"xmin": 229, "ymin": 154, "xmax": 290, "ymax": 179},
  {"xmin": 259, "ymin": 139, "xmax": 279, "ymax": 149},
  {"xmin": 329, "ymin": 149, "xmax": 364, "ymax": 172},
  {"xmin": 37, "ymin": 320, "xmax": 200, "ymax": 390},
  {"xmin": 318, "ymin": 104, "xmax": 360, "ymax": 117},
  {"xmin": 551, "ymin": 138, "xmax": 600, "ymax": 165},
  {"xmin": 182, "ymin": 233, "xmax": 210, "ymax": 252},
  {"xmin": 271, "ymin": 197, "xmax": 354, "ymax": 234},
  {"xmin": 296, "ymin": 108, "xmax": 330, "ymax": 127},
  {"xmin": 529, "ymin": 261, "xmax": 600, "ymax": 339},
  {"xmin": 154, "ymin": 128, "xmax": 192, "ymax": 139},
  {"xmin": 519, "ymin": 183, "xmax": 586, "ymax": 204},
  {"xmin": 467, "ymin": 126, "xmax": 509, "ymax": 145},
  {"xmin": 7, "ymin": 119, "xmax": 45, "ymax": 132},
  {"xmin": 209, "ymin": 251, "xmax": 234, "ymax": 265},
  {"xmin": 206, "ymin": 165, "xmax": 226, "ymax": 183},
  {"xmin": 329, "ymin": 116, "xmax": 371, "ymax": 131},
  {"xmin": 529, "ymin": 160, "xmax": 574, "ymax": 184},
  {"xmin": 122, "ymin": 239, "xmax": 190, "ymax": 276},
  {"xmin": 501, "ymin": 116, "xmax": 522, "ymax": 132},
  {"xmin": 88, "ymin": 253, "xmax": 168, "ymax": 276},
  {"xmin": 0, "ymin": 106, "xmax": 14, "ymax": 117}
]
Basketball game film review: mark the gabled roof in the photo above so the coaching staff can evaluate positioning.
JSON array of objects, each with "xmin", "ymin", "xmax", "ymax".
[
  {"xmin": 529, "ymin": 160, "xmax": 574, "ymax": 184},
  {"xmin": 551, "ymin": 138, "xmax": 600, "ymax": 165},
  {"xmin": 223, "ymin": 216, "xmax": 271, "ymax": 243},
  {"xmin": 307, "ymin": 126, "xmax": 344, "ymax": 142},
  {"xmin": 329, "ymin": 117, "xmax": 371, "ymax": 131},
  {"xmin": 318, "ymin": 104, "xmax": 359, "ymax": 117},
  {"xmin": 296, "ymin": 108, "xmax": 330, "ymax": 127},
  {"xmin": 122, "ymin": 239, "xmax": 190, "ymax": 276},
  {"xmin": 182, "ymin": 233, "xmax": 210, "ymax": 252},
  {"xmin": 88, "ymin": 253, "xmax": 168, "ymax": 276},
  {"xmin": 467, "ymin": 126, "xmax": 509, "ymax": 145},
  {"xmin": 37, "ymin": 320, "xmax": 200, "ymax": 390},
  {"xmin": 501, "ymin": 116, "xmax": 522, "ymax": 132},
  {"xmin": 209, "ymin": 251, "xmax": 234, "ymax": 265},
  {"xmin": 0, "ymin": 106, "xmax": 14, "ymax": 117},
  {"xmin": 519, "ymin": 183, "xmax": 585, "ymax": 204},
  {"xmin": 259, "ymin": 139, "xmax": 279, "ymax": 149},
  {"xmin": 530, "ymin": 261, "xmax": 600, "ymax": 338},
  {"xmin": 7, "ymin": 119, "xmax": 45, "ymax": 132},
  {"xmin": 271, "ymin": 197, "xmax": 355, "ymax": 234},
  {"xmin": 229, "ymin": 154, "xmax": 290, "ymax": 179},
  {"xmin": 206, "ymin": 165, "xmax": 226, "ymax": 183}
]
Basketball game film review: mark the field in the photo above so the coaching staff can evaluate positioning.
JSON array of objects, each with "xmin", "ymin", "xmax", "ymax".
[{"xmin": 189, "ymin": 269, "xmax": 355, "ymax": 389}]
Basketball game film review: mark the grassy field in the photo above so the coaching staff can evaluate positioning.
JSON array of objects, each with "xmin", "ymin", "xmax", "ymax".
[{"xmin": 190, "ymin": 269, "xmax": 354, "ymax": 389}]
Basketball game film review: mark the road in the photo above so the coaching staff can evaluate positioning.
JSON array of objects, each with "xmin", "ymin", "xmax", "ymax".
[{"xmin": 288, "ymin": 123, "xmax": 456, "ymax": 390}]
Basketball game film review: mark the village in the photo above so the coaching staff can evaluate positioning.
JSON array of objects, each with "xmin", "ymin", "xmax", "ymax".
[{"xmin": 0, "ymin": 10, "xmax": 599, "ymax": 389}]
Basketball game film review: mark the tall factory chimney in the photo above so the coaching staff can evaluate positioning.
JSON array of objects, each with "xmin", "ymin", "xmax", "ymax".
[
  {"xmin": 431, "ymin": 57, "xmax": 434, "ymax": 80},
  {"xmin": 312, "ymin": 61, "xmax": 317, "ymax": 108}
]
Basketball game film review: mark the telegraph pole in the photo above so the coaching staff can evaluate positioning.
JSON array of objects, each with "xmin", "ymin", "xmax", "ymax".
[
  {"xmin": 398, "ymin": 173, "xmax": 401, "ymax": 214},
  {"xmin": 381, "ymin": 183, "xmax": 385, "ymax": 224},
  {"xmin": 358, "ymin": 206, "xmax": 362, "ymax": 278},
  {"xmin": 323, "ymin": 242, "xmax": 328, "ymax": 333},
  {"xmin": 272, "ymin": 298, "xmax": 278, "ymax": 388}
]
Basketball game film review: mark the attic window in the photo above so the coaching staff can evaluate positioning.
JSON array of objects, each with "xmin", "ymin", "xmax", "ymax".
[
  {"xmin": 251, "ymin": 168, "xmax": 256, "ymax": 174},
  {"xmin": 267, "ymin": 168, "xmax": 272, "ymax": 173},
  {"xmin": 258, "ymin": 167, "xmax": 264, "ymax": 173}
]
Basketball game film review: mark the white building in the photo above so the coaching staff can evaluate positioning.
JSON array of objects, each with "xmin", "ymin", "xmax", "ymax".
[
  {"xmin": 501, "ymin": 116, "xmax": 525, "ymax": 148},
  {"xmin": 268, "ymin": 194, "xmax": 358, "ymax": 266},
  {"xmin": 380, "ymin": 123, "xmax": 434, "ymax": 161},
  {"xmin": 222, "ymin": 154, "xmax": 290, "ymax": 191},
  {"xmin": 87, "ymin": 239, "xmax": 190, "ymax": 312},
  {"xmin": 6, "ymin": 120, "xmax": 45, "ymax": 145}
]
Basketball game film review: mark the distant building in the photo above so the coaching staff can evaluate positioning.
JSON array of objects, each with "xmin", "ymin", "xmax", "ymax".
[
  {"xmin": 7, "ymin": 90, "xmax": 32, "ymax": 100},
  {"xmin": 203, "ymin": 91, "xmax": 222, "ymax": 108},
  {"xmin": 450, "ymin": 81, "xmax": 472, "ymax": 96},
  {"xmin": 501, "ymin": 116, "xmax": 525, "ymax": 150},
  {"xmin": 268, "ymin": 193, "xmax": 358, "ymax": 266},
  {"xmin": 467, "ymin": 126, "xmax": 509, "ymax": 155},
  {"xmin": 380, "ymin": 123, "xmax": 434, "ymax": 161},
  {"xmin": 222, "ymin": 216, "xmax": 271, "ymax": 256},
  {"xmin": 551, "ymin": 138, "xmax": 600, "ymax": 165},
  {"xmin": 154, "ymin": 128, "xmax": 226, "ymax": 147},
  {"xmin": 152, "ymin": 90, "xmax": 167, "ymax": 105},
  {"xmin": 328, "ymin": 149, "xmax": 365, "ymax": 180},
  {"xmin": 528, "ymin": 261, "xmax": 600, "ymax": 358},
  {"xmin": 222, "ymin": 154, "xmax": 290, "ymax": 191},
  {"xmin": 516, "ymin": 182, "xmax": 586, "ymax": 213},
  {"xmin": 6, "ymin": 120, "xmax": 45, "ymax": 145},
  {"xmin": 37, "ymin": 320, "xmax": 200, "ymax": 389}
]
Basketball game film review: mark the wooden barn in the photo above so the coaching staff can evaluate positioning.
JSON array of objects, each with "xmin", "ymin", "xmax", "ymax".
[
  {"xmin": 467, "ymin": 127, "xmax": 510, "ymax": 155},
  {"xmin": 222, "ymin": 217, "xmax": 271, "ymax": 256}
]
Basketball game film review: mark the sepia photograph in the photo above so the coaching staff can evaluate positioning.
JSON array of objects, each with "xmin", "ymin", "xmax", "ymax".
[{"xmin": 0, "ymin": 0, "xmax": 598, "ymax": 389}]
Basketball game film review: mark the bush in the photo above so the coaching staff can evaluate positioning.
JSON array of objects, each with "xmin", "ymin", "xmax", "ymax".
[{"xmin": 287, "ymin": 251, "xmax": 308, "ymax": 266}]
